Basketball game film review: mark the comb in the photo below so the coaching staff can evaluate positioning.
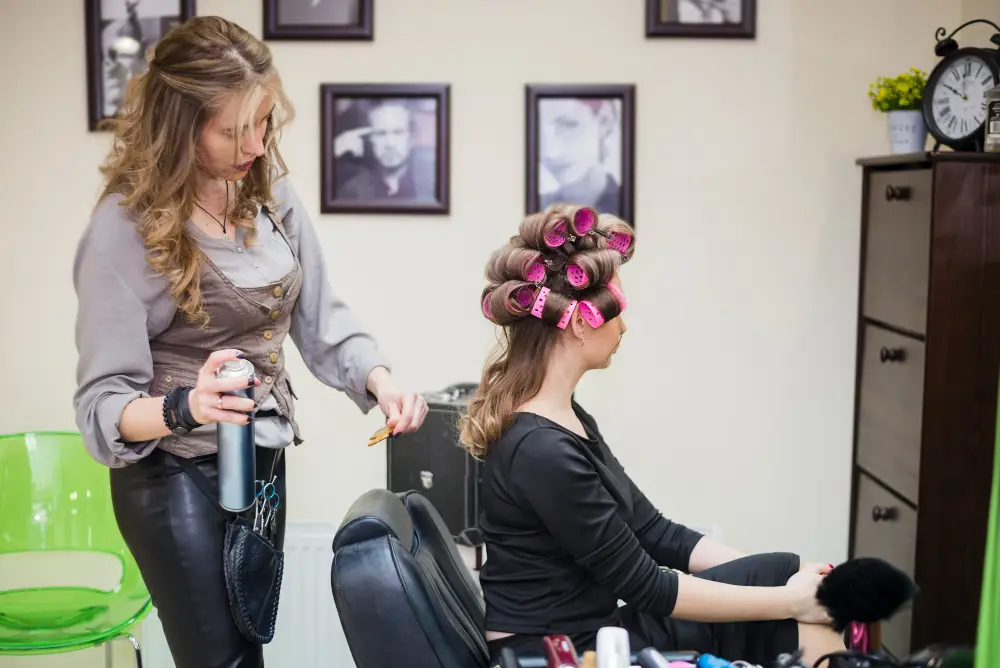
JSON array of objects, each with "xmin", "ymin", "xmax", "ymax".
[{"xmin": 367, "ymin": 425, "xmax": 393, "ymax": 447}]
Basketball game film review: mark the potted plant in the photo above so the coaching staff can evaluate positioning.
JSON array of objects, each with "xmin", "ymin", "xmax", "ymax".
[{"xmin": 868, "ymin": 68, "xmax": 929, "ymax": 154}]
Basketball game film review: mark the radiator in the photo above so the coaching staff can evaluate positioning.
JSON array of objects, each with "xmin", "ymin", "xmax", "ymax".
[{"xmin": 140, "ymin": 522, "xmax": 354, "ymax": 668}]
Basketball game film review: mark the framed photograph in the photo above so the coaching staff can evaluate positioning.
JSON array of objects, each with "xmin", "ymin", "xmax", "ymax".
[
  {"xmin": 646, "ymin": 0, "xmax": 755, "ymax": 38},
  {"xmin": 85, "ymin": 0, "xmax": 196, "ymax": 131},
  {"xmin": 525, "ymin": 85, "xmax": 636, "ymax": 225},
  {"xmin": 320, "ymin": 84, "xmax": 450, "ymax": 215},
  {"xmin": 264, "ymin": 0, "xmax": 373, "ymax": 40}
]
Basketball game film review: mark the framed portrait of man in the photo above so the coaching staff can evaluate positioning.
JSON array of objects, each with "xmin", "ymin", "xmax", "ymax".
[
  {"xmin": 320, "ymin": 84, "xmax": 450, "ymax": 214},
  {"xmin": 85, "ymin": 0, "xmax": 195, "ymax": 131},
  {"xmin": 263, "ymin": 0, "xmax": 373, "ymax": 40},
  {"xmin": 525, "ymin": 84, "xmax": 636, "ymax": 226},
  {"xmin": 646, "ymin": 0, "xmax": 756, "ymax": 38}
]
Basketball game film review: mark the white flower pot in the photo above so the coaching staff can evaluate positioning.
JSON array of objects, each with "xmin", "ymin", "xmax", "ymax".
[{"xmin": 886, "ymin": 109, "xmax": 926, "ymax": 154}]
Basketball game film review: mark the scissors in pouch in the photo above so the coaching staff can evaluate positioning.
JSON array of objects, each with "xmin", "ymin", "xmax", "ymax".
[{"xmin": 253, "ymin": 476, "xmax": 280, "ymax": 535}]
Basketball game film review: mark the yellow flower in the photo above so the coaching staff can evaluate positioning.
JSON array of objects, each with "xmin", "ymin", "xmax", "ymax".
[{"xmin": 899, "ymin": 83, "xmax": 910, "ymax": 93}]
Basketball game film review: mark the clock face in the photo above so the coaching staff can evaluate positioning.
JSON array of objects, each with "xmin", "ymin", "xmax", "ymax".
[{"xmin": 931, "ymin": 54, "xmax": 996, "ymax": 139}]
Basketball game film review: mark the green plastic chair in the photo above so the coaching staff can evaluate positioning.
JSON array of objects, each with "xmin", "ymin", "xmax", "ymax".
[
  {"xmin": 974, "ymin": 372, "xmax": 1000, "ymax": 668},
  {"xmin": 0, "ymin": 431, "xmax": 151, "ymax": 666}
]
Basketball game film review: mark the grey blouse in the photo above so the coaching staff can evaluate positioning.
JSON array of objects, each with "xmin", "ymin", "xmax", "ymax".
[{"xmin": 73, "ymin": 176, "xmax": 390, "ymax": 467}]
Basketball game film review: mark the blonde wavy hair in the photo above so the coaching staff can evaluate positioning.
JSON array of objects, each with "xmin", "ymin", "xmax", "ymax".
[
  {"xmin": 458, "ymin": 205, "xmax": 636, "ymax": 458},
  {"xmin": 98, "ymin": 16, "xmax": 294, "ymax": 325}
]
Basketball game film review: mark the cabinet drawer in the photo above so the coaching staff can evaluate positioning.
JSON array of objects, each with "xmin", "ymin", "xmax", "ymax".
[
  {"xmin": 862, "ymin": 169, "xmax": 932, "ymax": 335},
  {"xmin": 856, "ymin": 324, "xmax": 925, "ymax": 504},
  {"xmin": 852, "ymin": 472, "xmax": 917, "ymax": 658}
]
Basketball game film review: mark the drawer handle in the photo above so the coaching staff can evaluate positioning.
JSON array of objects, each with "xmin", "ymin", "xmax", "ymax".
[
  {"xmin": 872, "ymin": 505, "xmax": 899, "ymax": 522},
  {"xmin": 879, "ymin": 346, "xmax": 906, "ymax": 363},
  {"xmin": 885, "ymin": 184, "xmax": 912, "ymax": 201}
]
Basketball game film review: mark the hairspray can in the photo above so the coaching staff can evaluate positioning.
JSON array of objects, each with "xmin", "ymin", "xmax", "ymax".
[{"xmin": 216, "ymin": 358, "xmax": 256, "ymax": 512}]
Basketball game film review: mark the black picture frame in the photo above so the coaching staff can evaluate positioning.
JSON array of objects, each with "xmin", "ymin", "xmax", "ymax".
[
  {"xmin": 85, "ymin": 0, "xmax": 196, "ymax": 132},
  {"xmin": 646, "ymin": 0, "xmax": 756, "ymax": 39},
  {"xmin": 263, "ymin": 0, "xmax": 373, "ymax": 40},
  {"xmin": 320, "ymin": 83, "xmax": 450, "ymax": 215},
  {"xmin": 525, "ymin": 84, "xmax": 636, "ymax": 226}
]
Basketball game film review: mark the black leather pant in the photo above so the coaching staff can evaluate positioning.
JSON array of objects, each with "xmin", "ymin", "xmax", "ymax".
[{"xmin": 110, "ymin": 447, "xmax": 287, "ymax": 668}]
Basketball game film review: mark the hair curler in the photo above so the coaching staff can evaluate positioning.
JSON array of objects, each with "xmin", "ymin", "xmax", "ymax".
[
  {"xmin": 605, "ymin": 231, "xmax": 633, "ymax": 255},
  {"xmin": 567, "ymin": 262, "xmax": 590, "ymax": 289},
  {"xmin": 570, "ymin": 206, "xmax": 597, "ymax": 236},
  {"xmin": 595, "ymin": 627, "xmax": 630, "ymax": 668},
  {"xmin": 542, "ymin": 634, "xmax": 580, "ymax": 668},
  {"xmin": 525, "ymin": 259, "xmax": 547, "ymax": 283},
  {"xmin": 514, "ymin": 285, "xmax": 537, "ymax": 309},
  {"xmin": 482, "ymin": 291, "xmax": 493, "ymax": 319},
  {"xmin": 544, "ymin": 219, "xmax": 569, "ymax": 248}
]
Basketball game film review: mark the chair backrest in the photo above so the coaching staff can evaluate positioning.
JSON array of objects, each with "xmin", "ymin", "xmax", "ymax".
[
  {"xmin": 399, "ymin": 490, "xmax": 484, "ymax": 628},
  {"xmin": 331, "ymin": 488, "xmax": 488, "ymax": 668},
  {"xmin": 0, "ymin": 432, "xmax": 148, "ymax": 646}
]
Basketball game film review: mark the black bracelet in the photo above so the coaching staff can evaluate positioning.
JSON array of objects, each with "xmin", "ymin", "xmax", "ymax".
[{"xmin": 163, "ymin": 386, "xmax": 201, "ymax": 432}]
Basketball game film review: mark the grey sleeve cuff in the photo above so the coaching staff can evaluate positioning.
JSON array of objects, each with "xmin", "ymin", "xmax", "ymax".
[
  {"xmin": 324, "ymin": 337, "xmax": 392, "ymax": 413},
  {"xmin": 79, "ymin": 391, "xmax": 161, "ymax": 468}
]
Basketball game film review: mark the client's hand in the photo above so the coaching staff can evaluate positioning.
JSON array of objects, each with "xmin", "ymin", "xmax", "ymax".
[{"xmin": 784, "ymin": 564, "xmax": 832, "ymax": 625}]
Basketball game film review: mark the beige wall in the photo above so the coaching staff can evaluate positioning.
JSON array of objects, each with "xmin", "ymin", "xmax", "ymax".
[
  {"xmin": 0, "ymin": 0, "xmax": 967, "ymax": 665},
  {"xmin": 963, "ymin": 0, "xmax": 1000, "ymax": 46}
]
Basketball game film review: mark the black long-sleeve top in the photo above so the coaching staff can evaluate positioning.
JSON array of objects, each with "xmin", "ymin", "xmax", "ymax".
[{"xmin": 479, "ymin": 402, "xmax": 705, "ymax": 635}]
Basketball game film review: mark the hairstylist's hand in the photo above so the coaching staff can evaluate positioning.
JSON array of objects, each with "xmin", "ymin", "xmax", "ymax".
[
  {"xmin": 188, "ymin": 349, "xmax": 261, "ymax": 425},
  {"xmin": 784, "ymin": 563, "xmax": 832, "ymax": 625},
  {"xmin": 367, "ymin": 367, "xmax": 428, "ymax": 435}
]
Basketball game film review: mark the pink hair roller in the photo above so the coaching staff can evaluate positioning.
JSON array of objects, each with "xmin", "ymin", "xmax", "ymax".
[
  {"xmin": 572, "ymin": 207, "xmax": 596, "ymax": 235},
  {"xmin": 606, "ymin": 283, "xmax": 627, "ymax": 312},
  {"xmin": 566, "ymin": 263, "xmax": 589, "ymax": 289},
  {"xmin": 556, "ymin": 300, "xmax": 577, "ymax": 329},
  {"xmin": 530, "ymin": 287, "xmax": 551, "ymax": 319},
  {"xmin": 524, "ymin": 260, "xmax": 546, "ymax": 283},
  {"xmin": 544, "ymin": 220, "xmax": 568, "ymax": 248},
  {"xmin": 577, "ymin": 301, "xmax": 604, "ymax": 328},
  {"xmin": 481, "ymin": 292, "xmax": 493, "ymax": 319},
  {"xmin": 513, "ymin": 285, "xmax": 536, "ymax": 308},
  {"xmin": 606, "ymin": 231, "xmax": 633, "ymax": 254}
]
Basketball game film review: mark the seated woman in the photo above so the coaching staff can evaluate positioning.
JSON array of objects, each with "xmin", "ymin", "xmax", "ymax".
[{"xmin": 459, "ymin": 206, "xmax": 848, "ymax": 668}]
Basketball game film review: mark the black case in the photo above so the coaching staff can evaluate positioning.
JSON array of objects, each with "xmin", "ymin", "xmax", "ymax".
[{"xmin": 386, "ymin": 383, "xmax": 482, "ymax": 539}]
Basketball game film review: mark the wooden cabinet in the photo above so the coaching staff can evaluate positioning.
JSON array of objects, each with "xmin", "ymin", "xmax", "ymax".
[{"xmin": 850, "ymin": 153, "xmax": 1000, "ymax": 657}]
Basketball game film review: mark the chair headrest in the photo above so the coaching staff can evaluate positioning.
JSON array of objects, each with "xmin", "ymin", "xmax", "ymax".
[{"xmin": 333, "ymin": 488, "xmax": 414, "ymax": 553}]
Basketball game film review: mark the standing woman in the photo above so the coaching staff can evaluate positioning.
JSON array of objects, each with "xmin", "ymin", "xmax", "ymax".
[{"xmin": 73, "ymin": 16, "xmax": 427, "ymax": 668}]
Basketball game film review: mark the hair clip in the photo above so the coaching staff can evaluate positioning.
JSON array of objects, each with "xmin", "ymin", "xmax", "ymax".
[{"xmin": 543, "ymin": 254, "xmax": 567, "ymax": 272}]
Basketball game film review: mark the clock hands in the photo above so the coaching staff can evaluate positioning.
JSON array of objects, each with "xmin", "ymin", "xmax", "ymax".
[{"xmin": 943, "ymin": 83, "xmax": 967, "ymax": 100}]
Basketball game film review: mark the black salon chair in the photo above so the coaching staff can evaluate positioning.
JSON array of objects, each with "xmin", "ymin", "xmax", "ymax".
[
  {"xmin": 331, "ymin": 488, "xmax": 489, "ymax": 668},
  {"xmin": 397, "ymin": 490, "xmax": 485, "ymax": 625}
]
